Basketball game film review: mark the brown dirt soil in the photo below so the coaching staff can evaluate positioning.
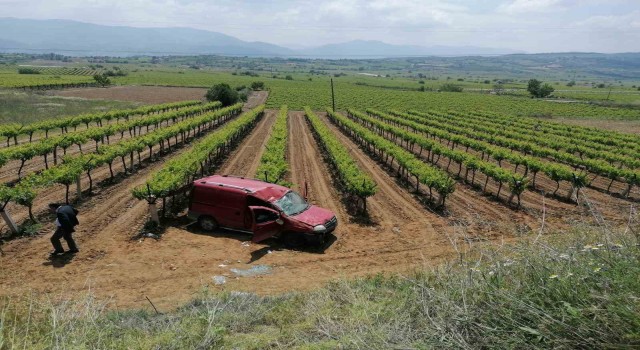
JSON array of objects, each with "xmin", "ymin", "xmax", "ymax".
[
  {"xmin": 218, "ymin": 109, "xmax": 276, "ymax": 177},
  {"xmin": 0, "ymin": 104, "xmax": 631, "ymax": 312},
  {"xmin": 52, "ymin": 86, "xmax": 208, "ymax": 104},
  {"xmin": 0, "ymin": 94, "xmax": 269, "ymax": 309},
  {"xmin": 552, "ymin": 118, "xmax": 640, "ymax": 135}
]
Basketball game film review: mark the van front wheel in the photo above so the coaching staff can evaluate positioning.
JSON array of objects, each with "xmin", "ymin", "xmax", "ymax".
[
  {"xmin": 198, "ymin": 216, "xmax": 219, "ymax": 231},
  {"xmin": 281, "ymin": 232, "xmax": 306, "ymax": 248}
]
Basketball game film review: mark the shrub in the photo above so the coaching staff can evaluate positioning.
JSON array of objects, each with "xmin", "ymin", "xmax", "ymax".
[
  {"xmin": 93, "ymin": 74, "xmax": 111, "ymax": 87},
  {"xmin": 18, "ymin": 68, "xmax": 40, "ymax": 74},
  {"xmin": 527, "ymin": 79, "xmax": 554, "ymax": 98},
  {"xmin": 251, "ymin": 81, "xmax": 265, "ymax": 90},
  {"xmin": 205, "ymin": 83, "xmax": 239, "ymax": 106},
  {"xmin": 439, "ymin": 83, "xmax": 463, "ymax": 92}
]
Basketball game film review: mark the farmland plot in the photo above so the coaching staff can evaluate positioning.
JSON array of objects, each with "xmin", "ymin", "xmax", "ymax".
[{"xmin": 0, "ymin": 95, "xmax": 637, "ymax": 309}]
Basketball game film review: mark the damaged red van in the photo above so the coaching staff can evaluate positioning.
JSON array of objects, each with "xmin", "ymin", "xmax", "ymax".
[{"xmin": 188, "ymin": 175, "xmax": 337, "ymax": 245}]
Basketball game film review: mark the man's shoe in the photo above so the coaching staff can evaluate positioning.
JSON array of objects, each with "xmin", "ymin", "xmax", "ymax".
[
  {"xmin": 49, "ymin": 251, "xmax": 65, "ymax": 257},
  {"xmin": 66, "ymin": 249, "xmax": 79, "ymax": 254}
]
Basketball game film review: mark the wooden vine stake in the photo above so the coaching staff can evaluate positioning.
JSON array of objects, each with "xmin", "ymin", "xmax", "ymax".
[
  {"xmin": 76, "ymin": 175, "xmax": 82, "ymax": 200},
  {"xmin": 0, "ymin": 208, "xmax": 18, "ymax": 234},
  {"xmin": 146, "ymin": 184, "xmax": 160, "ymax": 224}
]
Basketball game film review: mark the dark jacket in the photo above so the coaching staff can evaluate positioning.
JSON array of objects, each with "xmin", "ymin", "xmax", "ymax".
[{"xmin": 57, "ymin": 205, "xmax": 79, "ymax": 232}]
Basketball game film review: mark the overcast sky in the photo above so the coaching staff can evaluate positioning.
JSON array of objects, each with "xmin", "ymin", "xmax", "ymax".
[{"xmin": 1, "ymin": 0, "xmax": 639, "ymax": 52}]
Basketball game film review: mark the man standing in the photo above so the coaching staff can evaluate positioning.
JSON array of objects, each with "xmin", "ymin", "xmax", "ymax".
[{"xmin": 49, "ymin": 203, "xmax": 80, "ymax": 257}]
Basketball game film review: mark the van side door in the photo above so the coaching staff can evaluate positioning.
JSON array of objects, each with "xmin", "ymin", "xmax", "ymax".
[
  {"xmin": 248, "ymin": 206, "xmax": 283, "ymax": 243},
  {"xmin": 213, "ymin": 188, "xmax": 247, "ymax": 229}
]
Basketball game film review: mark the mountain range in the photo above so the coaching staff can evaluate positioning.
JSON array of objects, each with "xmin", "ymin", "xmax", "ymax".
[{"xmin": 0, "ymin": 18, "xmax": 521, "ymax": 58}]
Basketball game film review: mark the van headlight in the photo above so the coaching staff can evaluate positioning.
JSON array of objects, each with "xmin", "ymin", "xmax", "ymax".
[{"xmin": 313, "ymin": 225, "xmax": 327, "ymax": 233}]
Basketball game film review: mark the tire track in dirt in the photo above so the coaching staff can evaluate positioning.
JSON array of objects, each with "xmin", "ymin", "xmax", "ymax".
[
  {"xmin": 288, "ymin": 111, "xmax": 347, "ymax": 222},
  {"xmin": 217, "ymin": 109, "xmax": 276, "ymax": 177}
]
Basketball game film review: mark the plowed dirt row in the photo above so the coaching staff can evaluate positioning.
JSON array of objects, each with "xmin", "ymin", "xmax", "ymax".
[
  {"xmin": 350, "ymin": 113, "xmax": 631, "ymax": 231},
  {"xmin": 324, "ymin": 113, "xmax": 541, "ymax": 238},
  {"xmin": 0, "ymin": 103, "xmax": 626, "ymax": 312},
  {"xmin": 143, "ymin": 111, "xmax": 459, "ymax": 307},
  {"xmin": 0, "ymin": 94, "xmax": 269, "ymax": 310},
  {"xmin": 217, "ymin": 109, "xmax": 276, "ymax": 177}
]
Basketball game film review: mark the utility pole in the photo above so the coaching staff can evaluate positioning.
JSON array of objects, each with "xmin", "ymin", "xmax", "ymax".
[{"xmin": 331, "ymin": 78, "xmax": 336, "ymax": 112}]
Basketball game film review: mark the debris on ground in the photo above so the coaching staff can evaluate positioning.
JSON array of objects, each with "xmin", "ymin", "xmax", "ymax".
[
  {"xmin": 230, "ymin": 265, "xmax": 272, "ymax": 277},
  {"xmin": 212, "ymin": 276, "xmax": 227, "ymax": 285}
]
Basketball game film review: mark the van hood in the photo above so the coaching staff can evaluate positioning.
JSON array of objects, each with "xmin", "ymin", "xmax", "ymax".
[{"xmin": 290, "ymin": 205, "xmax": 334, "ymax": 226}]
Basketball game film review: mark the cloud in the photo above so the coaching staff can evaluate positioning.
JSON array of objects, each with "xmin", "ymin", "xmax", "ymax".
[
  {"xmin": 574, "ymin": 11, "xmax": 640, "ymax": 30},
  {"xmin": 497, "ymin": 0, "xmax": 568, "ymax": 14},
  {"xmin": 0, "ymin": 0, "xmax": 638, "ymax": 52}
]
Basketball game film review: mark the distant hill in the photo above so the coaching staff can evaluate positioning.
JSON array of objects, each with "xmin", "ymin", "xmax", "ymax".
[
  {"xmin": 0, "ymin": 18, "xmax": 295, "ymax": 57},
  {"xmin": 0, "ymin": 18, "xmax": 517, "ymax": 58},
  {"xmin": 298, "ymin": 40, "xmax": 521, "ymax": 58}
]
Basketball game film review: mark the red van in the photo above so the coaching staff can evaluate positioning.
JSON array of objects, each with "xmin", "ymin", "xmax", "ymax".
[{"xmin": 188, "ymin": 175, "xmax": 337, "ymax": 245}]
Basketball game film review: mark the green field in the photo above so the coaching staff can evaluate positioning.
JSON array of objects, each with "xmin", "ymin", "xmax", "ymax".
[
  {"xmin": 2, "ymin": 53, "xmax": 640, "ymax": 121},
  {"xmin": 107, "ymin": 68, "xmax": 640, "ymax": 119},
  {"xmin": 0, "ymin": 90, "xmax": 140, "ymax": 124},
  {"xmin": 0, "ymin": 69, "xmax": 94, "ymax": 88}
]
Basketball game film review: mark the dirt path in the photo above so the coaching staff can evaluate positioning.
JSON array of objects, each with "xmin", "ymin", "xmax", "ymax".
[
  {"xmin": 288, "ymin": 111, "xmax": 347, "ymax": 221},
  {"xmin": 217, "ymin": 109, "xmax": 275, "ymax": 177},
  {"xmin": 243, "ymin": 91, "xmax": 268, "ymax": 111}
]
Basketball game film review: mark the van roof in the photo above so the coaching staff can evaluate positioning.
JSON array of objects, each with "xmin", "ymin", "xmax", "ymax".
[{"xmin": 194, "ymin": 175, "xmax": 290, "ymax": 202}]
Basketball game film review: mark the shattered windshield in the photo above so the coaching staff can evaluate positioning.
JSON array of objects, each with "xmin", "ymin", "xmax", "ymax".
[{"xmin": 274, "ymin": 191, "xmax": 309, "ymax": 216}]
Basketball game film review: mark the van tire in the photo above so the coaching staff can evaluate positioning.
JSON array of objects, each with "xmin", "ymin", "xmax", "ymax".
[
  {"xmin": 305, "ymin": 234, "xmax": 326, "ymax": 246},
  {"xmin": 198, "ymin": 216, "xmax": 219, "ymax": 231},
  {"xmin": 282, "ymin": 232, "xmax": 306, "ymax": 248}
]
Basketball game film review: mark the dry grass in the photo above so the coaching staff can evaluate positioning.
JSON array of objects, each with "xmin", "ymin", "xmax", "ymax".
[{"xmin": 1, "ymin": 206, "xmax": 639, "ymax": 349}]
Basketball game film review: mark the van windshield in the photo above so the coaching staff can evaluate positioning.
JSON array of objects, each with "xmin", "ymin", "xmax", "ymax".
[{"xmin": 274, "ymin": 191, "xmax": 309, "ymax": 216}]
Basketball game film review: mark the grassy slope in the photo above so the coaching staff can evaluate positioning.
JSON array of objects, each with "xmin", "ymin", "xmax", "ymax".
[{"xmin": 1, "ymin": 225, "xmax": 638, "ymax": 349}]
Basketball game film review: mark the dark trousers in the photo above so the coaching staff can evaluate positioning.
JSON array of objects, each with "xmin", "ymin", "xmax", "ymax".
[{"xmin": 51, "ymin": 227, "xmax": 78, "ymax": 253}]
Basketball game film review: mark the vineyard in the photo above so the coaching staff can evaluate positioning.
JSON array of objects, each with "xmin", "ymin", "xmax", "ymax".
[
  {"xmin": 0, "ymin": 89, "xmax": 638, "ymax": 309},
  {"xmin": 17, "ymin": 66, "xmax": 102, "ymax": 76},
  {"xmin": 0, "ymin": 71, "xmax": 95, "ymax": 88}
]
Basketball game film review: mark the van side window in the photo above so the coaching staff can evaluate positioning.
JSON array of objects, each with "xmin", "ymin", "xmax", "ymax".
[
  {"xmin": 254, "ymin": 209, "xmax": 279, "ymax": 223},
  {"xmin": 247, "ymin": 196, "xmax": 272, "ymax": 209}
]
